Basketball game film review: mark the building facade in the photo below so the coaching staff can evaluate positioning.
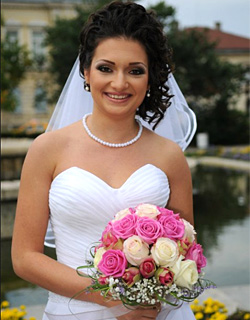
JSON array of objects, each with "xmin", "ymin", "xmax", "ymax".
[
  {"xmin": 1, "ymin": 0, "xmax": 85, "ymax": 131},
  {"xmin": 186, "ymin": 23, "xmax": 250, "ymax": 112}
]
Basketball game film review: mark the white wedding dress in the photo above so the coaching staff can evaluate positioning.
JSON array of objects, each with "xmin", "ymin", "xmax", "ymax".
[{"xmin": 43, "ymin": 164, "xmax": 195, "ymax": 320}]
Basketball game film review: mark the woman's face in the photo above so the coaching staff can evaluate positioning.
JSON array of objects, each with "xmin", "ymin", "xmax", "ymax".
[{"xmin": 84, "ymin": 37, "xmax": 149, "ymax": 118}]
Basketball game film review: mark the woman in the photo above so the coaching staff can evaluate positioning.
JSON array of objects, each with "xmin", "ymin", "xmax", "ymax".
[{"xmin": 12, "ymin": 2, "xmax": 196, "ymax": 319}]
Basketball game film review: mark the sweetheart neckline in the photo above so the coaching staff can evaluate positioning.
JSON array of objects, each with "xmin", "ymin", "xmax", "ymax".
[{"xmin": 51, "ymin": 164, "xmax": 169, "ymax": 190}]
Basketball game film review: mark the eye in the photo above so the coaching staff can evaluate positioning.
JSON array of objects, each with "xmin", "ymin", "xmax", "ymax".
[
  {"xmin": 129, "ymin": 68, "xmax": 146, "ymax": 75},
  {"xmin": 97, "ymin": 65, "xmax": 112, "ymax": 73}
]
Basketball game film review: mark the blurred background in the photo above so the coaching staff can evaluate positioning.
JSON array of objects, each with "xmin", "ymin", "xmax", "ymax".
[{"xmin": 1, "ymin": 0, "xmax": 249, "ymax": 318}]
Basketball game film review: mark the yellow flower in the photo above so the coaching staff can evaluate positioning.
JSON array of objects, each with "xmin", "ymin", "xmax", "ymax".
[
  {"xmin": 204, "ymin": 306, "xmax": 214, "ymax": 314},
  {"xmin": 244, "ymin": 314, "xmax": 250, "ymax": 320},
  {"xmin": 29, "ymin": 317, "xmax": 36, "ymax": 320},
  {"xmin": 19, "ymin": 305, "xmax": 26, "ymax": 310},
  {"xmin": 1, "ymin": 301, "xmax": 10, "ymax": 308},
  {"xmin": 195, "ymin": 312, "xmax": 204, "ymax": 319},
  {"xmin": 204, "ymin": 297, "xmax": 214, "ymax": 305}
]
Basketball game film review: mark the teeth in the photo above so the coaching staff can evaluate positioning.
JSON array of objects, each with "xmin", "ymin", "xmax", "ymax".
[{"xmin": 107, "ymin": 94, "xmax": 129, "ymax": 99}]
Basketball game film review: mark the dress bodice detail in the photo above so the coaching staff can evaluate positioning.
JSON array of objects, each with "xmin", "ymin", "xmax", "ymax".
[{"xmin": 49, "ymin": 164, "xmax": 170, "ymax": 269}]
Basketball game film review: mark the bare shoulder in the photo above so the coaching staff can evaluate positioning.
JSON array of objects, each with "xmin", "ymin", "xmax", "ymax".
[
  {"xmin": 24, "ymin": 121, "xmax": 82, "ymax": 176},
  {"xmin": 144, "ymin": 129, "xmax": 187, "ymax": 171}
]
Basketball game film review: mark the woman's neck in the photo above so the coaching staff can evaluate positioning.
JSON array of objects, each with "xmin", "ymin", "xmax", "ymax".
[{"xmin": 88, "ymin": 111, "xmax": 139, "ymax": 144}]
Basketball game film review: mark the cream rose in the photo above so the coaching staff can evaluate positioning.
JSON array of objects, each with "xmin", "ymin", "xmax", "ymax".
[
  {"xmin": 113, "ymin": 208, "xmax": 133, "ymax": 221},
  {"xmin": 135, "ymin": 204, "xmax": 160, "ymax": 220},
  {"xmin": 123, "ymin": 235, "xmax": 149, "ymax": 266},
  {"xmin": 182, "ymin": 219, "xmax": 196, "ymax": 243},
  {"xmin": 170, "ymin": 256, "xmax": 198, "ymax": 290},
  {"xmin": 94, "ymin": 247, "xmax": 106, "ymax": 269},
  {"xmin": 151, "ymin": 237, "xmax": 179, "ymax": 267}
]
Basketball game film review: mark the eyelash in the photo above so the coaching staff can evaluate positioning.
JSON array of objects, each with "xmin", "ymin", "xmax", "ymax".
[
  {"xmin": 97, "ymin": 65, "xmax": 112, "ymax": 73},
  {"xmin": 97, "ymin": 65, "xmax": 146, "ymax": 75}
]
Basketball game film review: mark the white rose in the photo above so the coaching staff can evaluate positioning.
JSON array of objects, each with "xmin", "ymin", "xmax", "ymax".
[
  {"xmin": 135, "ymin": 204, "xmax": 160, "ymax": 220},
  {"xmin": 170, "ymin": 256, "xmax": 198, "ymax": 290},
  {"xmin": 94, "ymin": 247, "xmax": 106, "ymax": 269},
  {"xmin": 182, "ymin": 219, "xmax": 196, "ymax": 243},
  {"xmin": 113, "ymin": 208, "xmax": 132, "ymax": 221},
  {"xmin": 151, "ymin": 237, "xmax": 179, "ymax": 267},
  {"xmin": 123, "ymin": 235, "xmax": 149, "ymax": 266}
]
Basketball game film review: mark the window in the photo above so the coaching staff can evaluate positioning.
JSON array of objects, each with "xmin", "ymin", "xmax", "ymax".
[
  {"xmin": 6, "ymin": 30, "xmax": 18, "ymax": 43},
  {"xmin": 32, "ymin": 31, "xmax": 45, "ymax": 57},
  {"xmin": 34, "ymin": 86, "xmax": 47, "ymax": 113},
  {"xmin": 13, "ymin": 88, "xmax": 22, "ymax": 113}
]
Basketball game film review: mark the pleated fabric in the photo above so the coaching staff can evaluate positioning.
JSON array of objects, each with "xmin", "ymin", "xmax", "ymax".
[{"xmin": 43, "ymin": 164, "xmax": 195, "ymax": 320}]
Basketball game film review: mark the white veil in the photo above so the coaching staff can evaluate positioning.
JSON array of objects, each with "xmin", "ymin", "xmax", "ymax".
[{"xmin": 44, "ymin": 56, "xmax": 197, "ymax": 248}]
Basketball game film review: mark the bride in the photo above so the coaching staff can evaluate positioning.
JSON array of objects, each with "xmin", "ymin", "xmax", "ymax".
[{"xmin": 12, "ymin": 2, "xmax": 197, "ymax": 319}]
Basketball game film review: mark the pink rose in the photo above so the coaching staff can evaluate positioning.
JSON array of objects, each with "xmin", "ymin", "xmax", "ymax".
[
  {"xmin": 112, "ymin": 214, "xmax": 138, "ymax": 239},
  {"xmin": 98, "ymin": 249, "xmax": 127, "ymax": 278},
  {"xmin": 157, "ymin": 207, "xmax": 174, "ymax": 217},
  {"xmin": 98, "ymin": 275, "xmax": 109, "ymax": 285},
  {"xmin": 122, "ymin": 267, "xmax": 141, "ymax": 287},
  {"xmin": 155, "ymin": 267, "xmax": 174, "ymax": 286},
  {"xmin": 136, "ymin": 217, "xmax": 164, "ymax": 244},
  {"xmin": 185, "ymin": 243, "xmax": 207, "ymax": 273},
  {"xmin": 158, "ymin": 213, "xmax": 185, "ymax": 240},
  {"xmin": 139, "ymin": 258, "xmax": 156, "ymax": 278}
]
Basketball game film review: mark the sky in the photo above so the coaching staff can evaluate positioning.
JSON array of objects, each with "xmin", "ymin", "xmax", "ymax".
[{"xmin": 141, "ymin": 0, "xmax": 250, "ymax": 38}]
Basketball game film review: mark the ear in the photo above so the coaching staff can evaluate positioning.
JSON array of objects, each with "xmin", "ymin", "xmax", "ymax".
[{"xmin": 84, "ymin": 69, "xmax": 90, "ymax": 83}]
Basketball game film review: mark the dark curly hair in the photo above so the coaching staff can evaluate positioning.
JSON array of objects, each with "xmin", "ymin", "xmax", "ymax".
[{"xmin": 79, "ymin": 1, "xmax": 173, "ymax": 129}]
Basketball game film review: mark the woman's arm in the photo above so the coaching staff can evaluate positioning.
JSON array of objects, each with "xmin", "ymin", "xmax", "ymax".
[{"xmin": 11, "ymin": 133, "xmax": 109, "ymax": 304}]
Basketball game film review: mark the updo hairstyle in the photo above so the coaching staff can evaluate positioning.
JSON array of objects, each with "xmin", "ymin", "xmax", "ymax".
[{"xmin": 79, "ymin": 1, "xmax": 173, "ymax": 128}]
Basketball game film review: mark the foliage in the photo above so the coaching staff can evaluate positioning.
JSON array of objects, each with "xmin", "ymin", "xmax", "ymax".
[
  {"xmin": 185, "ymin": 145, "xmax": 250, "ymax": 162},
  {"xmin": 45, "ymin": 0, "xmax": 111, "ymax": 101},
  {"xmin": 1, "ymin": 37, "xmax": 32, "ymax": 111},
  {"xmin": 151, "ymin": 2, "xmax": 248, "ymax": 145}
]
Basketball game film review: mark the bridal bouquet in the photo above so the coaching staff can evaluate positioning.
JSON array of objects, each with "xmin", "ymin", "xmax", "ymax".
[{"xmin": 77, "ymin": 204, "xmax": 215, "ymax": 307}]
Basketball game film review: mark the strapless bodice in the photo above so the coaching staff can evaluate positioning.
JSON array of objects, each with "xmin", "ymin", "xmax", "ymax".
[{"xmin": 49, "ymin": 164, "xmax": 170, "ymax": 269}]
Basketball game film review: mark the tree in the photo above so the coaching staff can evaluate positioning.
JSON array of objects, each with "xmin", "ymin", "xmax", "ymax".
[
  {"xmin": 45, "ymin": 0, "xmax": 111, "ymax": 101},
  {"xmin": 1, "ymin": 37, "xmax": 32, "ymax": 111},
  {"xmin": 150, "ymin": 3, "xmax": 247, "ymax": 145}
]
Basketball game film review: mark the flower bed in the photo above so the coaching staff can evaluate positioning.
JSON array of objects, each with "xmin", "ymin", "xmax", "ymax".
[{"xmin": 191, "ymin": 298, "xmax": 250, "ymax": 320}]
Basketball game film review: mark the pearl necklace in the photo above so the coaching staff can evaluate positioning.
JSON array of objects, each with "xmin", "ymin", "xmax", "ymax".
[{"xmin": 82, "ymin": 113, "xmax": 143, "ymax": 148}]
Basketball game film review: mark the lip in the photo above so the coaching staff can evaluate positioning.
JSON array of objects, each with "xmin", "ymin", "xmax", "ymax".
[{"xmin": 104, "ymin": 92, "xmax": 132, "ymax": 103}]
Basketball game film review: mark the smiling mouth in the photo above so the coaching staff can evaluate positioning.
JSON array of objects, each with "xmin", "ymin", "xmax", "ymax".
[{"xmin": 105, "ymin": 93, "xmax": 131, "ymax": 100}]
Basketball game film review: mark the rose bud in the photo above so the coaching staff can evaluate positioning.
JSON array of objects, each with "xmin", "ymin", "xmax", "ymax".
[
  {"xmin": 155, "ymin": 267, "xmax": 174, "ymax": 286},
  {"xmin": 122, "ymin": 267, "xmax": 141, "ymax": 287},
  {"xmin": 98, "ymin": 275, "xmax": 109, "ymax": 285},
  {"xmin": 139, "ymin": 257, "xmax": 156, "ymax": 278}
]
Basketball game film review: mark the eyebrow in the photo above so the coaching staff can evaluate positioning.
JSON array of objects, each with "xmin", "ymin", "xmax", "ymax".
[{"xmin": 95, "ymin": 59, "xmax": 148, "ymax": 68}]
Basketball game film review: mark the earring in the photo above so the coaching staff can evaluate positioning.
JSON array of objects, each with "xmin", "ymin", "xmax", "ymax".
[
  {"xmin": 84, "ymin": 81, "xmax": 90, "ymax": 92},
  {"xmin": 146, "ymin": 89, "xmax": 151, "ymax": 97}
]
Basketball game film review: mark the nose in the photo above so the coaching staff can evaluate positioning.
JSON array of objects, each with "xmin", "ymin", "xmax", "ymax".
[{"xmin": 110, "ymin": 71, "xmax": 129, "ymax": 91}]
